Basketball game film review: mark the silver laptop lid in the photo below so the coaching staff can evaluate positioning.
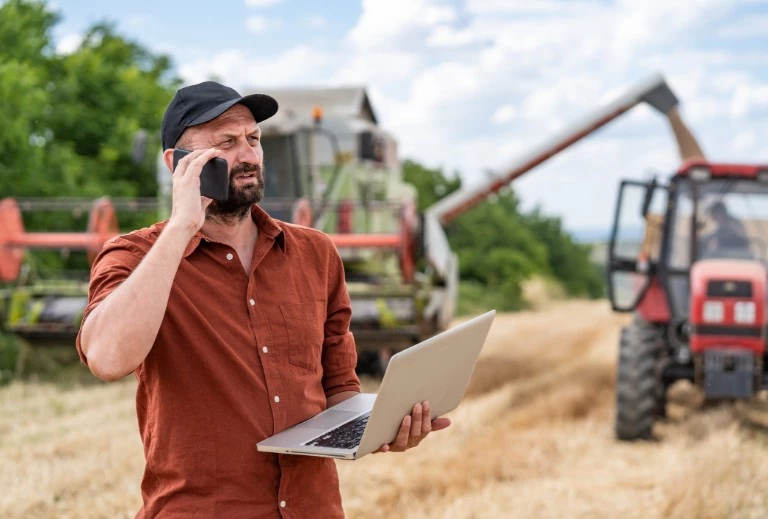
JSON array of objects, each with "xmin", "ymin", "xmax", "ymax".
[{"xmin": 356, "ymin": 310, "xmax": 496, "ymax": 457}]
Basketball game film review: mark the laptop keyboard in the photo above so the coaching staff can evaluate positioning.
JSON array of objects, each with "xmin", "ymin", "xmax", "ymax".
[{"xmin": 305, "ymin": 414, "xmax": 370, "ymax": 450}]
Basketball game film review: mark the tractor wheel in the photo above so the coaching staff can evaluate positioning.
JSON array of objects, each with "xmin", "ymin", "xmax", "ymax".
[{"xmin": 615, "ymin": 316, "xmax": 665, "ymax": 441}]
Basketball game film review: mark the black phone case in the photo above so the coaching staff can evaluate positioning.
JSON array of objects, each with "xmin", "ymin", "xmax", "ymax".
[{"xmin": 172, "ymin": 149, "xmax": 229, "ymax": 202}]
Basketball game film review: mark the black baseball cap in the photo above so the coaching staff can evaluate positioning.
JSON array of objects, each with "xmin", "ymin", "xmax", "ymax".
[{"xmin": 161, "ymin": 81, "xmax": 278, "ymax": 150}]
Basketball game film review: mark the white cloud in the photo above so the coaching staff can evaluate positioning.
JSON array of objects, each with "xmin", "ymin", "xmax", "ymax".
[
  {"xmin": 347, "ymin": 0, "xmax": 457, "ymax": 50},
  {"xmin": 246, "ymin": 16, "xmax": 268, "ymax": 33},
  {"xmin": 179, "ymin": 46, "xmax": 335, "ymax": 89},
  {"xmin": 493, "ymin": 105, "xmax": 518, "ymax": 124},
  {"xmin": 730, "ymin": 130, "xmax": 756, "ymax": 152},
  {"xmin": 245, "ymin": 16, "xmax": 282, "ymax": 33},
  {"xmin": 427, "ymin": 26, "xmax": 479, "ymax": 48},
  {"xmin": 334, "ymin": 52, "xmax": 421, "ymax": 84},
  {"xmin": 465, "ymin": 0, "xmax": 604, "ymax": 15},
  {"xmin": 176, "ymin": 0, "xmax": 768, "ymax": 229},
  {"xmin": 56, "ymin": 33, "xmax": 82, "ymax": 55},
  {"xmin": 730, "ymin": 83, "xmax": 768, "ymax": 118},
  {"xmin": 245, "ymin": 0, "xmax": 285, "ymax": 6}
]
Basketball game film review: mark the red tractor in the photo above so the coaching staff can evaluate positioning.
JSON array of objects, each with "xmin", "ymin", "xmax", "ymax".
[
  {"xmin": 609, "ymin": 161, "xmax": 768, "ymax": 440},
  {"xmin": 427, "ymin": 73, "xmax": 768, "ymax": 441},
  {"xmin": 445, "ymin": 71, "xmax": 768, "ymax": 441}
]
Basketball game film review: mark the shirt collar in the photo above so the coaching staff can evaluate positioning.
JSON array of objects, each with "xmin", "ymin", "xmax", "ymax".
[{"xmin": 182, "ymin": 204, "xmax": 286, "ymax": 258}]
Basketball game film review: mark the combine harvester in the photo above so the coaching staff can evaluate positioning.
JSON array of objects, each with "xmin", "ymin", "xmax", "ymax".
[
  {"xmin": 6, "ymin": 75, "xmax": 766, "ymax": 418},
  {"xmin": 0, "ymin": 198, "xmax": 155, "ymax": 349}
]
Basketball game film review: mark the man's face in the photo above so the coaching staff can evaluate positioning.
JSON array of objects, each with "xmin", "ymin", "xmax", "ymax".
[{"xmin": 179, "ymin": 105, "xmax": 265, "ymax": 221}]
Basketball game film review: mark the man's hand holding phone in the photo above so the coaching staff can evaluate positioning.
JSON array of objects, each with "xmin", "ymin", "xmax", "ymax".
[{"xmin": 169, "ymin": 148, "xmax": 223, "ymax": 236}]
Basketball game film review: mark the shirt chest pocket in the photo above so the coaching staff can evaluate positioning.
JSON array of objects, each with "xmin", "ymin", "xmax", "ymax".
[{"xmin": 280, "ymin": 302, "xmax": 326, "ymax": 371}]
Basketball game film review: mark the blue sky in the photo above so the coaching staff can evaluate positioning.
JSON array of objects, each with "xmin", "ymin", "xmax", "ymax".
[
  {"xmin": 51, "ymin": 1, "xmax": 362, "ymax": 65},
  {"xmin": 48, "ymin": 0, "xmax": 768, "ymax": 231}
]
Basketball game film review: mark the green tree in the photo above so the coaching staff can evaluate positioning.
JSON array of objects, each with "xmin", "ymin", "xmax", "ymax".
[
  {"xmin": 0, "ymin": 0, "xmax": 179, "ymax": 273},
  {"xmin": 0, "ymin": 0, "xmax": 178, "ymax": 202},
  {"xmin": 402, "ymin": 158, "xmax": 605, "ymax": 310},
  {"xmin": 0, "ymin": 0, "xmax": 55, "ymax": 193},
  {"xmin": 402, "ymin": 159, "xmax": 461, "ymax": 211},
  {"xmin": 521, "ymin": 207, "xmax": 605, "ymax": 298}
]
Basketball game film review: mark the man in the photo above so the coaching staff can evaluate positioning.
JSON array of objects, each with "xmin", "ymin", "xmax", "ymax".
[
  {"xmin": 76, "ymin": 81, "xmax": 450, "ymax": 518},
  {"xmin": 700, "ymin": 201, "xmax": 751, "ymax": 257}
]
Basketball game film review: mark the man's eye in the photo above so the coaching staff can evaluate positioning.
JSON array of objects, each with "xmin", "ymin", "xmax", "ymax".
[
  {"xmin": 248, "ymin": 135, "xmax": 260, "ymax": 143},
  {"xmin": 220, "ymin": 139, "xmax": 234, "ymax": 147}
]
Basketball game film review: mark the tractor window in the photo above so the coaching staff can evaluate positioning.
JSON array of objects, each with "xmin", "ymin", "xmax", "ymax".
[
  {"xmin": 607, "ymin": 180, "xmax": 666, "ymax": 311},
  {"xmin": 262, "ymin": 135, "xmax": 301, "ymax": 199},
  {"xmin": 664, "ymin": 178, "xmax": 768, "ymax": 319},
  {"xmin": 696, "ymin": 180, "xmax": 768, "ymax": 262},
  {"xmin": 668, "ymin": 184, "xmax": 694, "ymax": 269}
]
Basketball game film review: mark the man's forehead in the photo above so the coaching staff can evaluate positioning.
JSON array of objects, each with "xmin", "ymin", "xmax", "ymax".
[{"xmin": 206, "ymin": 107, "xmax": 259, "ymax": 134}]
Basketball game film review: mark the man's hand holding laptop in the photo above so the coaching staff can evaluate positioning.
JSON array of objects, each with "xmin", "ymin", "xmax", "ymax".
[
  {"xmin": 373, "ymin": 400, "xmax": 452, "ymax": 453},
  {"xmin": 256, "ymin": 311, "xmax": 495, "ymax": 460}
]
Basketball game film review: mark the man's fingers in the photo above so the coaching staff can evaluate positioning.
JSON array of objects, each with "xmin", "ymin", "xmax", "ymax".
[
  {"xmin": 410, "ymin": 403, "xmax": 422, "ymax": 439},
  {"xmin": 431, "ymin": 417, "xmax": 451, "ymax": 431},
  {"xmin": 394, "ymin": 416, "xmax": 410, "ymax": 448},
  {"xmin": 185, "ymin": 149, "xmax": 221, "ymax": 178},
  {"xmin": 421, "ymin": 401, "xmax": 432, "ymax": 437},
  {"xmin": 173, "ymin": 149, "xmax": 207, "ymax": 176}
]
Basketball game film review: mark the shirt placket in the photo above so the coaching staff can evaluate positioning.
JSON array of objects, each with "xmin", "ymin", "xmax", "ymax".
[
  {"xmin": 245, "ymin": 237, "xmax": 295, "ymax": 515},
  {"xmin": 245, "ymin": 238, "xmax": 288, "ymax": 436}
]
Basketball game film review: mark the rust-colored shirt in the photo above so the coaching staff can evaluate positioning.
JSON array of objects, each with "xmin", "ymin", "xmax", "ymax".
[{"xmin": 76, "ymin": 205, "xmax": 360, "ymax": 518}]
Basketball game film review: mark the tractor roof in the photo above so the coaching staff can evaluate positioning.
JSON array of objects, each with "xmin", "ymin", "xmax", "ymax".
[{"xmin": 676, "ymin": 158, "xmax": 768, "ymax": 179}]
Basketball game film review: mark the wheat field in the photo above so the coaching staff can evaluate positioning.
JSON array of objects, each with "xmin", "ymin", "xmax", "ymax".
[{"xmin": 3, "ymin": 300, "xmax": 768, "ymax": 518}]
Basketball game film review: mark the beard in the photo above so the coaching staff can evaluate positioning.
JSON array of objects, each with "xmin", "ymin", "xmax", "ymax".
[{"xmin": 206, "ymin": 162, "xmax": 264, "ymax": 224}]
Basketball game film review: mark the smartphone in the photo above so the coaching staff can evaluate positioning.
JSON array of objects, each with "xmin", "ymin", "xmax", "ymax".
[{"xmin": 172, "ymin": 148, "xmax": 229, "ymax": 202}]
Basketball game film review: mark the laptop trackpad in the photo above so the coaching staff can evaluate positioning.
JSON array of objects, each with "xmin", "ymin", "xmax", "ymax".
[{"xmin": 299, "ymin": 410, "xmax": 360, "ymax": 430}]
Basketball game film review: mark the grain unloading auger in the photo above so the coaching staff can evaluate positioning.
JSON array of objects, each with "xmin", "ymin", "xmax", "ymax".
[{"xmin": 419, "ymin": 73, "xmax": 700, "ymax": 328}]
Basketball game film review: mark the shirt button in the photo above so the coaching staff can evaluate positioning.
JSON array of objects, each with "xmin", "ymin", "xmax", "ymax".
[
  {"xmin": 262, "ymin": 346, "xmax": 269, "ymax": 353},
  {"xmin": 280, "ymin": 501, "xmax": 286, "ymax": 508},
  {"xmin": 226, "ymin": 253, "xmax": 233, "ymax": 261},
  {"xmin": 249, "ymin": 299, "xmax": 256, "ymax": 306},
  {"xmin": 274, "ymin": 395, "xmax": 280, "ymax": 403}
]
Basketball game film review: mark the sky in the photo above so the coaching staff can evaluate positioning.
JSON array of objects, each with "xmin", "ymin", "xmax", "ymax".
[{"xmin": 49, "ymin": 0, "xmax": 768, "ymax": 233}]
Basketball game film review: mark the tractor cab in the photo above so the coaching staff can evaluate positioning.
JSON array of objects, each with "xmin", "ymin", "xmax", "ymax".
[{"xmin": 608, "ymin": 160, "xmax": 768, "ymax": 440}]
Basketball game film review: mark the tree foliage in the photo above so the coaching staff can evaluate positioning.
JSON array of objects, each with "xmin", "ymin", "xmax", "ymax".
[
  {"xmin": 403, "ymin": 160, "xmax": 605, "ymax": 310},
  {"xmin": 0, "ymin": 0, "xmax": 178, "ymax": 272},
  {"xmin": 0, "ymin": 0, "xmax": 177, "ymax": 202}
]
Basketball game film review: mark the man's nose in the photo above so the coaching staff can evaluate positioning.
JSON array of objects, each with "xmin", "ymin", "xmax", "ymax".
[{"xmin": 233, "ymin": 138, "xmax": 260, "ymax": 165}]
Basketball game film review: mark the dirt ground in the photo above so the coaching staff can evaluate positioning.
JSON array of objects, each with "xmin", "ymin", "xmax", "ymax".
[{"xmin": 3, "ymin": 300, "xmax": 768, "ymax": 518}]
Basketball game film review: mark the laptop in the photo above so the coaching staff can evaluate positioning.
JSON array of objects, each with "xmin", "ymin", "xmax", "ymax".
[{"xmin": 256, "ymin": 310, "xmax": 496, "ymax": 460}]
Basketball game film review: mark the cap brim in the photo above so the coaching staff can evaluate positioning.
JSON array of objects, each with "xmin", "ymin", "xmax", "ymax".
[{"xmin": 187, "ymin": 93, "xmax": 279, "ymax": 128}]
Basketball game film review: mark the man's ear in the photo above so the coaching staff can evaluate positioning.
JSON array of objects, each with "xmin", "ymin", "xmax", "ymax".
[{"xmin": 163, "ymin": 148, "xmax": 176, "ymax": 174}]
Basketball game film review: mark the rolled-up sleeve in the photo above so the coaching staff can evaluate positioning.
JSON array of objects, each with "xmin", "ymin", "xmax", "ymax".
[
  {"xmin": 321, "ymin": 241, "xmax": 361, "ymax": 398},
  {"xmin": 75, "ymin": 237, "xmax": 142, "ymax": 365}
]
